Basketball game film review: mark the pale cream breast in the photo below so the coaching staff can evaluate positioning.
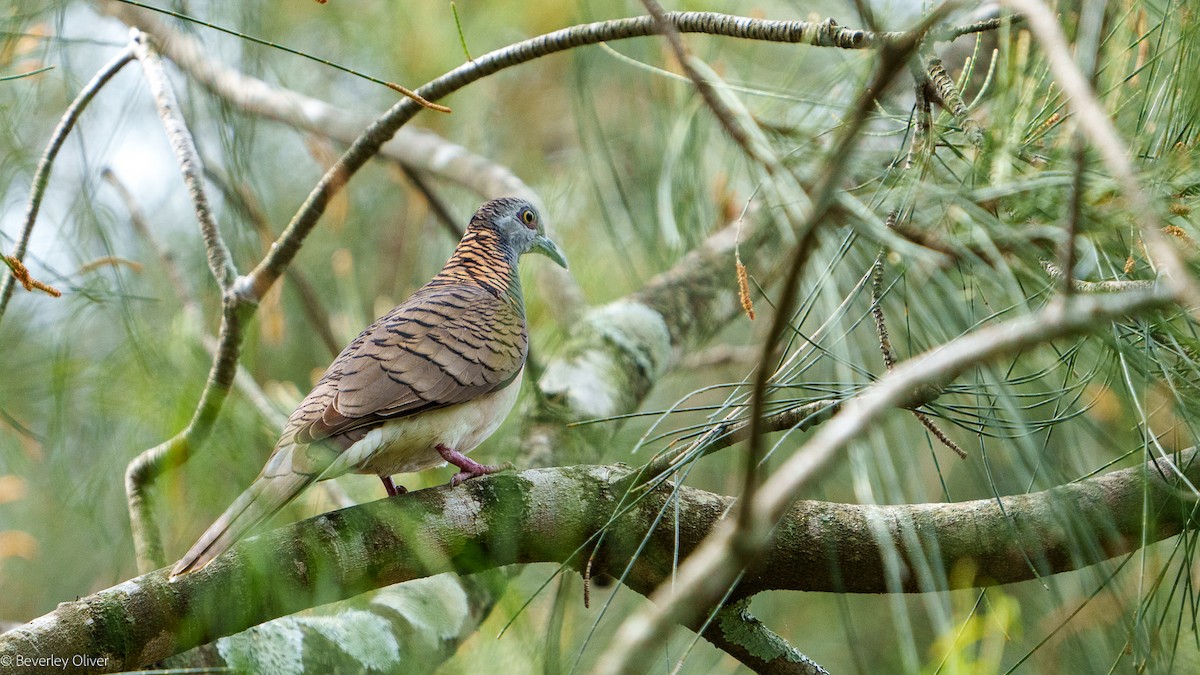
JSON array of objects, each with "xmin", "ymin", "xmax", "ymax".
[{"xmin": 324, "ymin": 369, "xmax": 524, "ymax": 478}]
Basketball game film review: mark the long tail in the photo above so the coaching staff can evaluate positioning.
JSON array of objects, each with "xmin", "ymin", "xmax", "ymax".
[{"xmin": 170, "ymin": 457, "xmax": 318, "ymax": 579}]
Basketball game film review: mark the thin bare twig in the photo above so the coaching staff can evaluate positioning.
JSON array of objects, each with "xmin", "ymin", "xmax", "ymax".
[
  {"xmin": 0, "ymin": 46, "xmax": 135, "ymax": 323},
  {"xmin": 905, "ymin": 80, "xmax": 934, "ymax": 170},
  {"xmin": 872, "ymin": 252, "xmax": 965, "ymax": 458},
  {"xmin": 398, "ymin": 165, "xmax": 465, "ymax": 240},
  {"xmin": 1042, "ymin": 261, "xmax": 1155, "ymax": 293},
  {"xmin": 924, "ymin": 52, "xmax": 983, "ymax": 146},
  {"xmin": 1060, "ymin": 135, "xmax": 1087, "ymax": 297},
  {"xmin": 0, "ymin": 64, "xmax": 54, "ymax": 82},
  {"xmin": 1057, "ymin": 1, "xmax": 1104, "ymax": 299},
  {"xmin": 130, "ymin": 29, "xmax": 235, "ymax": 291}
]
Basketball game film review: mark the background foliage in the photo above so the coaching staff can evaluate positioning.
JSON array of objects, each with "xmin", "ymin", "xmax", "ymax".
[{"xmin": 3, "ymin": 0, "xmax": 1200, "ymax": 672}]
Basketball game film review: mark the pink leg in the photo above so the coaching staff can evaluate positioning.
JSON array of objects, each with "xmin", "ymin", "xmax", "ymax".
[
  {"xmin": 436, "ymin": 444, "xmax": 511, "ymax": 487},
  {"xmin": 380, "ymin": 475, "xmax": 407, "ymax": 497}
]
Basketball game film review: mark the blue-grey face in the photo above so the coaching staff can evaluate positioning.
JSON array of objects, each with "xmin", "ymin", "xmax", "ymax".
[{"xmin": 478, "ymin": 198, "xmax": 568, "ymax": 269}]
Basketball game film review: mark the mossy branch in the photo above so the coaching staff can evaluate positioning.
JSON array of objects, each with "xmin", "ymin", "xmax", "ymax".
[{"xmin": 2, "ymin": 451, "xmax": 1196, "ymax": 673}]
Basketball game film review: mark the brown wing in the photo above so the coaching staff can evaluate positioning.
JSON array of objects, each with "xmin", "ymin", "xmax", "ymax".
[{"xmin": 281, "ymin": 284, "xmax": 527, "ymax": 447}]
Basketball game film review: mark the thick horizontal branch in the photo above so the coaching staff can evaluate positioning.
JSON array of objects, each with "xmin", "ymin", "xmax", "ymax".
[
  {"xmin": 608, "ymin": 281, "xmax": 1182, "ymax": 665},
  {"xmin": 162, "ymin": 573, "xmax": 508, "ymax": 674},
  {"xmin": 3, "ymin": 451, "xmax": 1196, "ymax": 673}
]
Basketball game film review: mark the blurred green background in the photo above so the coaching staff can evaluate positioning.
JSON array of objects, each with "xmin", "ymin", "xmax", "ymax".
[{"xmin": 4, "ymin": 0, "xmax": 1200, "ymax": 672}]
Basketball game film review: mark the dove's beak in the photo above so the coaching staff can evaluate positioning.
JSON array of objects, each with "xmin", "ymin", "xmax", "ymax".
[{"xmin": 532, "ymin": 234, "xmax": 568, "ymax": 269}]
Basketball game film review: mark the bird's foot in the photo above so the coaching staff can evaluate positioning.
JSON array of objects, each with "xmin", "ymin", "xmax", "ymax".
[
  {"xmin": 449, "ymin": 464, "xmax": 512, "ymax": 487},
  {"xmin": 436, "ymin": 444, "xmax": 513, "ymax": 487},
  {"xmin": 381, "ymin": 475, "xmax": 407, "ymax": 497}
]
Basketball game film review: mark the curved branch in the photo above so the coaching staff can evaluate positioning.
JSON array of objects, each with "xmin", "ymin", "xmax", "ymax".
[
  {"xmin": 601, "ymin": 284, "xmax": 1181, "ymax": 674},
  {"xmin": 3, "ymin": 450, "xmax": 1197, "ymax": 673},
  {"xmin": 241, "ymin": 10, "xmax": 1014, "ymax": 300},
  {"xmin": 95, "ymin": 0, "xmax": 541, "ymax": 208},
  {"xmin": 126, "ymin": 299, "xmax": 246, "ymax": 571},
  {"xmin": 0, "ymin": 46, "xmax": 134, "ymax": 323}
]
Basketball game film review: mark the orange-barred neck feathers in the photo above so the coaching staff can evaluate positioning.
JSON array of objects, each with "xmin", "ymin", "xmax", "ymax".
[
  {"xmin": 432, "ymin": 223, "xmax": 520, "ymax": 301},
  {"xmin": 429, "ymin": 197, "xmax": 568, "ymax": 300}
]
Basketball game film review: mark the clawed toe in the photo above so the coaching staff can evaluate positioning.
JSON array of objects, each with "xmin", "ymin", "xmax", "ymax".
[
  {"xmin": 381, "ymin": 475, "xmax": 407, "ymax": 497},
  {"xmin": 437, "ymin": 443, "xmax": 514, "ymax": 487},
  {"xmin": 449, "ymin": 462, "xmax": 512, "ymax": 487}
]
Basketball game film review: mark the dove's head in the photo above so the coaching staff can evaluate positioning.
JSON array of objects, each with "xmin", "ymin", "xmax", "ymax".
[{"xmin": 470, "ymin": 197, "xmax": 568, "ymax": 269}]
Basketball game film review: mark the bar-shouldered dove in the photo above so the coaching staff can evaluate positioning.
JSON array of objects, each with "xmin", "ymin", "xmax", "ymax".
[{"xmin": 170, "ymin": 197, "xmax": 567, "ymax": 578}]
